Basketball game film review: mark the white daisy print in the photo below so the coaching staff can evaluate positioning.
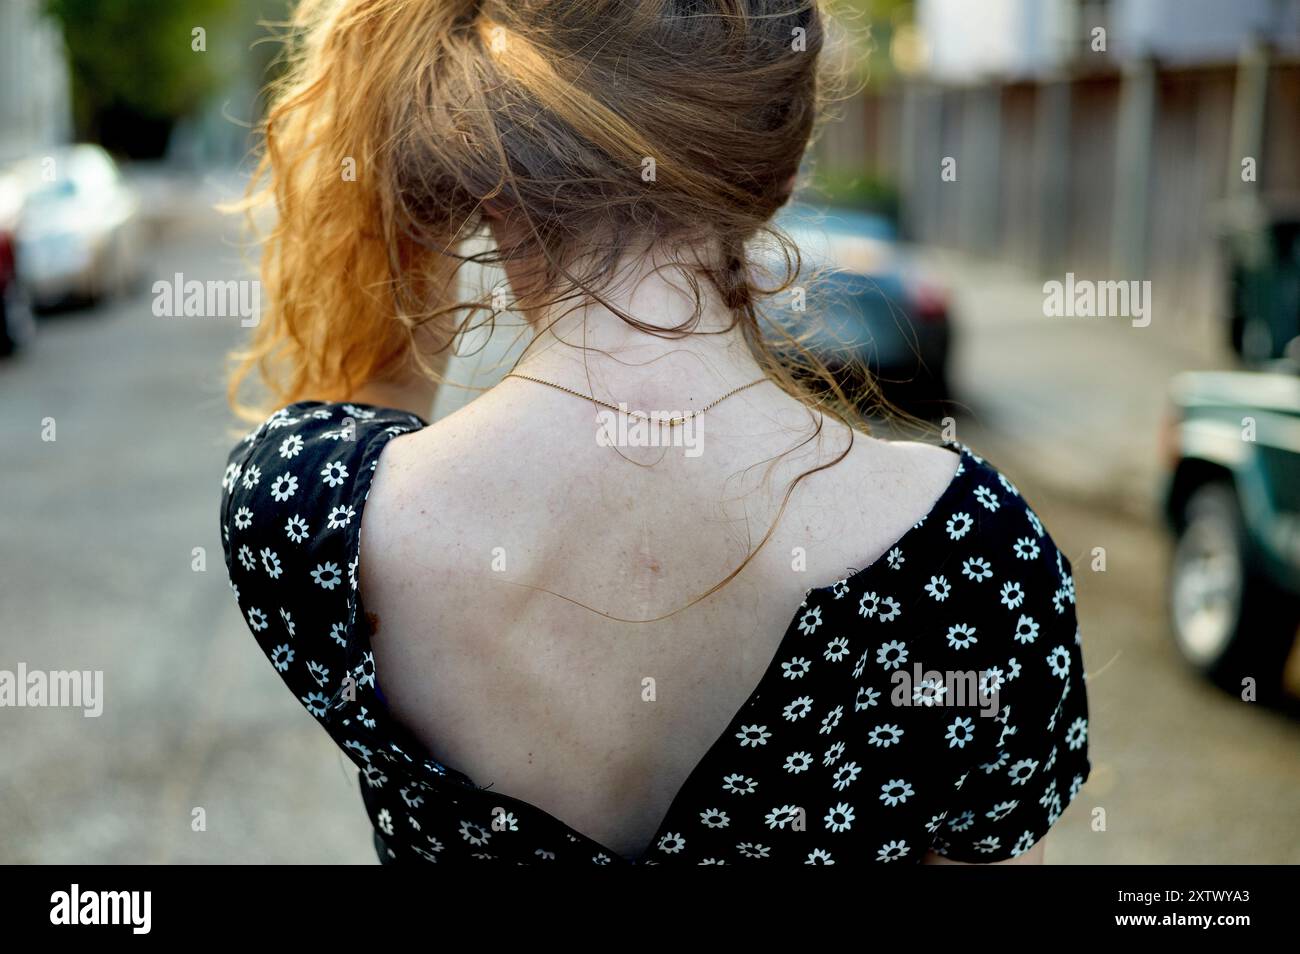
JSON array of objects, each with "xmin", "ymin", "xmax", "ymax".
[
  {"xmin": 765, "ymin": 805, "xmax": 801, "ymax": 829},
  {"xmin": 260, "ymin": 548, "xmax": 282, "ymax": 579},
  {"xmin": 1014, "ymin": 614, "xmax": 1040, "ymax": 643},
  {"xmin": 285, "ymin": 515, "xmax": 309, "ymax": 543},
  {"xmin": 1013, "ymin": 536, "xmax": 1040, "ymax": 560},
  {"xmin": 1047, "ymin": 645, "xmax": 1071, "ymax": 678},
  {"xmin": 868, "ymin": 724, "xmax": 903, "ymax": 747},
  {"xmin": 877, "ymin": 595, "xmax": 901, "ymax": 621},
  {"xmin": 946, "ymin": 716, "xmax": 975, "ymax": 749},
  {"xmin": 876, "ymin": 639, "xmax": 909, "ymax": 670},
  {"xmin": 782, "ymin": 657, "xmax": 811, "ymax": 679},
  {"xmin": 797, "ymin": 605, "xmax": 823, "ymax": 635},
  {"xmin": 857, "ymin": 591, "xmax": 881, "ymax": 618},
  {"xmin": 721, "ymin": 775, "xmax": 757, "ymax": 795},
  {"xmin": 877, "ymin": 839, "xmax": 908, "ymax": 862},
  {"xmin": 310, "ymin": 561, "xmax": 343, "ymax": 589},
  {"xmin": 301, "ymin": 691, "xmax": 329, "ymax": 717},
  {"xmin": 986, "ymin": 800, "xmax": 1019, "ymax": 823},
  {"xmin": 855, "ymin": 685, "xmax": 881, "ymax": 711},
  {"xmin": 458, "ymin": 820, "xmax": 490, "ymax": 846},
  {"xmin": 946, "ymin": 623, "xmax": 977, "ymax": 649},
  {"xmin": 327, "ymin": 505, "xmax": 356, "ymax": 529},
  {"xmin": 270, "ymin": 473, "xmax": 298, "ymax": 502},
  {"xmin": 1000, "ymin": 580, "xmax": 1025, "ymax": 609},
  {"xmin": 823, "ymin": 802, "xmax": 855, "ymax": 833},
  {"xmin": 913, "ymin": 678, "xmax": 948, "ymax": 706},
  {"xmin": 822, "ymin": 740, "xmax": 846, "ymax": 766},
  {"xmin": 1008, "ymin": 759, "xmax": 1039, "ymax": 786},
  {"xmin": 831, "ymin": 762, "xmax": 861, "ymax": 790},
  {"xmin": 320, "ymin": 461, "xmax": 349, "ymax": 487},
  {"xmin": 925, "ymin": 575, "xmax": 951, "ymax": 600},
  {"xmin": 823, "ymin": 636, "xmax": 850, "ymax": 662},
  {"xmin": 818, "ymin": 705, "xmax": 844, "ymax": 735},
  {"xmin": 880, "ymin": 779, "xmax": 914, "ymax": 806},
  {"xmin": 783, "ymin": 696, "xmax": 814, "ymax": 721},
  {"xmin": 270, "ymin": 642, "xmax": 293, "ymax": 671},
  {"xmin": 657, "ymin": 832, "xmax": 685, "ymax": 853},
  {"xmin": 783, "ymin": 752, "xmax": 813, "ymax": 774}
]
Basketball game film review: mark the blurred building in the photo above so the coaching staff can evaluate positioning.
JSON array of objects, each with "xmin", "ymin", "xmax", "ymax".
[
  {"xmin": 820, "ymin": 0, "xmax": 1300, "ymax": 353},
  {"xmin": 0, "ymin": 0, "xmax": 72, "ymax": 163},
  {"xmin": 919, "ymin": 0, "xmax": 1300, "ymax": 80}
]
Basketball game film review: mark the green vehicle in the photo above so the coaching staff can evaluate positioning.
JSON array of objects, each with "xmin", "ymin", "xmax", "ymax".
[
  {"xmin": 1162, "ymin": 364, "xmax": 1300, "ymax": 699},
  {"xmin": 1221, "ymin": 199, "xmax": 1300, "ymax": 363}
]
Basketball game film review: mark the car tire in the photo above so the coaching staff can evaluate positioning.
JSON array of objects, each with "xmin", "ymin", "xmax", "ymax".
[{"xmin": 1170, "ymin": 482, "xmax": 1299, "ymax": 700}]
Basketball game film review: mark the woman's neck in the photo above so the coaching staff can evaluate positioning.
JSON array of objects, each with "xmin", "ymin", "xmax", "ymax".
[{"xmin": 512, "ymin": 260, "xmax": 768, "ymax": 400}]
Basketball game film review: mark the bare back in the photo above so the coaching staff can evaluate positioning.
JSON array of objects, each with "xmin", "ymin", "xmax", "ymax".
[{"xmin": 359, "ymin": 380, "xmax": 960, "ymax": 860}]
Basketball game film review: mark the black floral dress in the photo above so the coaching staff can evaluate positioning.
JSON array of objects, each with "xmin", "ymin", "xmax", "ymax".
[{"xmin": 220, "ymin": 401, "xmax": 1091, "ymax": 864}]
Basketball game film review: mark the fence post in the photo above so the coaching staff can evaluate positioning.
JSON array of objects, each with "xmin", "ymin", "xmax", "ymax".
[
  {"xmin": 1034, "ymin": 75, "xmax": 1072, "ymax": 274},
  {"xmin": 1111, "ymin": 55, "xmax": 1156, "ymax": 278},
  {"xmin": 1226, "ymin": 37, "xmax": 1269, "ymax": 199}
]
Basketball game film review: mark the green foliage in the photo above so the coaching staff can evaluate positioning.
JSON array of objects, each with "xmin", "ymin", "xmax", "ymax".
[
  {"xmin": 831, "ymin": 0, "xmax": 917, "ymax": 87},
  {"xmin": 43, "ymin": 0, "xmax": 231, "ymax": 135},
  {"xmin": 809, "ymin": 168, "xmax": 901, "ymax": 222}
]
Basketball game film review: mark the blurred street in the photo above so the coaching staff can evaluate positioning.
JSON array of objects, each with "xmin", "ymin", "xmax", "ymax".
[{"xmin": 1, "ymin": 184, "xmax": 1297, "ymax": 863}]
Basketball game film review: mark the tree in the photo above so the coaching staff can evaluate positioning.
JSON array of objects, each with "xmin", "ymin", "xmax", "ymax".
[{"xmin": 43, "ymin": 0, "xmax": 232, "ymax": 157}]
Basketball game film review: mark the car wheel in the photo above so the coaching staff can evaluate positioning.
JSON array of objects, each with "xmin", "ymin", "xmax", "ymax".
[{"xmin": 1170, "ymin": 482, "xmax": 1299, "ymax": 699}]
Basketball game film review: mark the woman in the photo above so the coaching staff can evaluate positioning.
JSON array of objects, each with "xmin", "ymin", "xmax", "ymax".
[{"xmin": 220, "ymin": 0, "xmax": 1090, "ymax": 864}]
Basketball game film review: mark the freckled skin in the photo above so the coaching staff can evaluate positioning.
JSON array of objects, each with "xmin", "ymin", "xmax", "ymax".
[{"xmin": 361, "ymin": 393, "xmax": 962, "ymax": 859}]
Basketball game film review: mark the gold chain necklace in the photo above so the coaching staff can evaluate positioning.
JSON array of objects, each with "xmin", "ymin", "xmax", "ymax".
[{"xmin": 504, "ymin": 372, "xmax": 768, "ymax": 427}]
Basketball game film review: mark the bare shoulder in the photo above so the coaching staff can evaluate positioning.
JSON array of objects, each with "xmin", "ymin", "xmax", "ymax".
[
  {"xmin": 358, "ymin": 398, "xmax": 524, "ymax": 563},
  {"xmin": 786, "ymin": 422, "xmax": 964, "ymax": 562},
  {"xmin": 833, "ymin": 427, "xmax": 963, "ymax": 507},
  {"xmin": 875, "ymin": 436, "xmax": 963, "ymax": 490}
]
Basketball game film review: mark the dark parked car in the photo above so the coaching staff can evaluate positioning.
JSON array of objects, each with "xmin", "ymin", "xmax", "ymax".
[
  {"xmin": 1220, "ymin": 197, "xmax": 1300, "ymax": 363},
  {"xmin": 0, "ymin": 171, "xmax": 34, "ymax": 356},
  {"xmin": 768, "ymin": 206, "xmax": 953, "ymax": 416},
  {"xmin": 1161, "ymin": 365, "xmax": 1300, "ymax": 698}
]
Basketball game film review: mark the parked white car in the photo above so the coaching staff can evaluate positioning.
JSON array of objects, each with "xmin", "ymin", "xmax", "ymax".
[{"xmin": 11, "ymin": 144, "xmax": 143, "ymax": 308}]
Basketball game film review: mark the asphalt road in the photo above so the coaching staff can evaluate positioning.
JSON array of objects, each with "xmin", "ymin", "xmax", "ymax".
[{"xmin": 1, "ymin": 188, "xmax": 1296, "ymax": 863}]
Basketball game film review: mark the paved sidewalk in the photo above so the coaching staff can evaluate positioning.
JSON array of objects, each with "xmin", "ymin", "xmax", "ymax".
[{"xmin": 917, "ymin": 249, "xmax": 1235, "ymax": 518}]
